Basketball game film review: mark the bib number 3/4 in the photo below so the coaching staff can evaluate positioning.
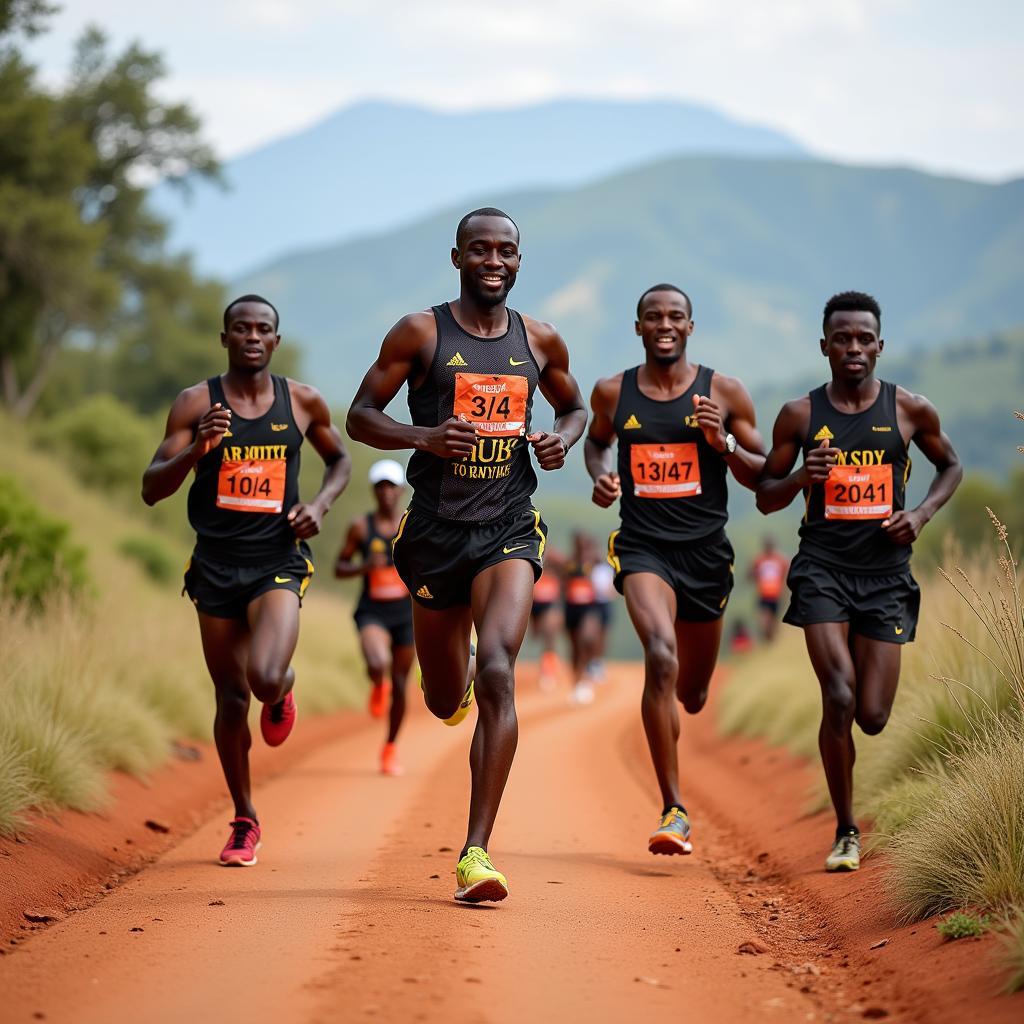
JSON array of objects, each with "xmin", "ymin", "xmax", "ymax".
[
  {"xmin": 630, "ymin": 443, "xmax": 701, "ymax": 499},
  {"xmin": 454, "ymin": 372, "xmax": 528, "ymax": 437},
  {"xmin": 824, "ymin": 463, "xmax": 894, "ymax": 520},
  {"xmin": 216, "ymin": 459, "xmax": 286, "ymax": 513}
]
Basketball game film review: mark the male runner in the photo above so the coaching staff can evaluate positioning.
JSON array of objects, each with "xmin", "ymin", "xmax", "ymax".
[
  {"xmin": 347, "ymin": 208, "xmax": 587, "ymax": 903},
  {"xmin": 562, "ymin": 532, "xmax": 603, "ymax": 706},
  {"xmin": 335, "ymin": 459, "xmax": 414, "ymax": 776},
  {"xmin": 586, "ymin": 283, "xmax": 765, "ymax": 856},
  {"xmin": 756, "ymin": 291, "xmax": 961, "ymax": 872},
  {"xmin": 142, "ymin": 295, "xmax": 350, "ymax": 866},
  {"xmin": 750, "ymin": 537, "xmax": 789, "ymax": 642}
]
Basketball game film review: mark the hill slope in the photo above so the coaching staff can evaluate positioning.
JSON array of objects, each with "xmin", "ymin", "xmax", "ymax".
[
  {"xmin": 155, "ymin": 98, "xmax": 803, "ymax": 276},
  {"xmin": 236, "ymin": 154, "xmax": 1024, "ymax": 405}
]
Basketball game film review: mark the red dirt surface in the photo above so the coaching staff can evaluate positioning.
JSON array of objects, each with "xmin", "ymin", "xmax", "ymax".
[{"xmin": 1, "ymin": 664, "xmax": 1020, "ymax": 1023}]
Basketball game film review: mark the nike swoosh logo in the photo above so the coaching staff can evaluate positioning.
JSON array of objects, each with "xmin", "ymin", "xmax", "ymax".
[
  {"xmin": 509, "ymin": 357, "xmax": 528, "ymax": 366},
  {"xmin": 894, "ymin": 626, "xmax": 904, "ymax": 635},
  {"xmin": 274, "ymin": 576, "xmax": 293, "ymax": 583},
  {"xmin": 502, "ymin": 544, "xmax": 528, "ymax": 554}
]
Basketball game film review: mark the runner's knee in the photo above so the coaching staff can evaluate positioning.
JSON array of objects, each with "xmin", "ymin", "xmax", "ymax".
[
  {"xmin": 643, "ymin": 635, "xmax": 678, "ymax": 692},
  {"xmin": 475, "ymin": 649, "xmax": 515, "ymax": 709},
  {"xmin": 821, "ymin": 677, "xmax": 855, "ymax": 733},
  {"xmin": 855, "ymin": 704, "xmax": 890, "ymax": 735},
  {"xmin": 214, "ymin": 684, "xmax": 249, "ymax": 722},
  {"xmin": 246, "ymin": 662, "xmax": 288, "ymax": 704}
]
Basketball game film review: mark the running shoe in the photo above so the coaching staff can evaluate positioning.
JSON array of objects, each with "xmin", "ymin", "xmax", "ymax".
[
  {"xmin": 454, "ymin": 846, "xmax": 509, "ymax": 903},
  {"xmin": 569, "ymin": 681, "xmax": 595, "ymax": 706},
  {"xmin": 648, "ymin": 807, "xmax": 693, "ymax": 855},
  {"xmin": 825, "ymin": 830, "xmax": 861, "ymax": 872},
  {"xmin": 260, "ymin": 691, "xmax": 296, "ymax": 747},
  {"xmin": 539, "ymin": 650, "xmax": 561, "ymax": 691},
  {"xmin": 380, "ymin": 741, "xmax": 403, "ymax": 776},
  {"xmin": 219, "ymin": 817, "xmax": 261, "ymax": 867},
  {"xmin": 369, "ymin": 680, "xmax": 390, "ymax": 719}
]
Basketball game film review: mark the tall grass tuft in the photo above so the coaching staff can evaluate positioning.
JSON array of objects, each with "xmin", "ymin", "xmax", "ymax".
[{"xmin": 1000, "ymin": 909, "xmax": 1024, "ymax": 993}]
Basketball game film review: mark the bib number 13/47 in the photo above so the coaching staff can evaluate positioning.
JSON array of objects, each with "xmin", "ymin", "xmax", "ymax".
[{"xmin": 630, "ymin": 443, "xmax": 701, "ymax": 499}]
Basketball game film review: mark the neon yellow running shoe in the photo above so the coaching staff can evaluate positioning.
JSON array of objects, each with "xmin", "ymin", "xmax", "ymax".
[
  {"xmin": 825, "ymin": 830, "xmax": 861, "ymax": 872},
  {"xmin": 648, "ymin": 806, "xmax": 693, "ymax": 855},
  {"xmin": 454, "ymin": 846, "xmax": 508, "ymax": 903}
]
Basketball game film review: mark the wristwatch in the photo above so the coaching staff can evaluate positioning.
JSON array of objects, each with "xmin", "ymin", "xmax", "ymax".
[{"xmin": 721, "ymin": 432, "xmax": 737, "ymax": 455}]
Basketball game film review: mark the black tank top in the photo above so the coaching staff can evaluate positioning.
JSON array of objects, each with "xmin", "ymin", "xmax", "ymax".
[
  {"xmin": 613, "ymin": 365, "xmax": 728, "ymax": 543},
  {"xmin": 406, "ymin": 303, "xmax": 540, "ymax": 522},
  {"xmin": 797, "ymin": 380, "xmax": 911, "ymax": 573},
  {"xmin": 357, "ymin": 512, "xmax": 408, "ymax": 605},
  {"xmin": 187, "ymin": 375, "xmax": 303, "ymax": 564}
]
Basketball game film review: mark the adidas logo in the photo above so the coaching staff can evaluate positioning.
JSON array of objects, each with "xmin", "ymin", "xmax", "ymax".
[
  {"xmin": 416, "ymin": 585, "xmax": 434, "ymax": 599},
  {"xmin": 623, "ymin": 414, "xmax": 642, "ymax": 430},
  {"xmin": 446, "ymin": 352, "xmax": 468, "ymax": 368},
  {"xmin": 271, "ymin": 423, "xmax": 288, "ymax": 431},
  {"xmin": 814, "ymin": 425, "xmax": 834, "ymax": 441},
  {"xmin": 684, "ymin": 414, "xmax": 699, "ymax": 428}
]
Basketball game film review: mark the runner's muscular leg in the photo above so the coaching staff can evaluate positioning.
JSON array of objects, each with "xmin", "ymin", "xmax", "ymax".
[
  {"xmin": 463, "ymin": 558, "xmax": 535, "ymax": 854},
  {"xmin": 623, "ymin": 573, "xmax": 684, "ymax": 812},
  {"xmin": 413, "ymin": 601, "xmax": 474, "ymax": 719},
  {"xmin": 849, "ymin": 635, "xmax": 902, "ymax": 736},
  {"xmin": 358, "ymin": 623, "xmax": 393, "ymax": 687},
  {"xmin": 245, "ymin": 588, "xmax": 300, "ymax": 706},
  {"xmin": 674, "ymin": 617, "xmax": 725, "ymax": 714},
  {"xmin": 387, "ymin": 642, "xmax": 416, "ymax": 744},
  {"xmin": 197, "ymin": 612, "xmax": 256, "ymax": 821},
  {"xmin": 803, "ymin": 622, "xmax": 858, "ymax": 831}
]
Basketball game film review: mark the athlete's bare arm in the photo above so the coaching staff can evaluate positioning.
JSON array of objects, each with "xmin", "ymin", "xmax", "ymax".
[
  {"xmin": 584, "ymin": 375, "xmax": 624, "ymax": 508},
  {"xmin": 523, "ymin": 316, "xmax": 587, "ymax": 471},
  {"xmin": 883, "ymin": 388, "xmax": 962, "ymax": 544},
  {"xmin": 141, "ymin": 383, "xmax": 230, "ymax": 506},
  {"xmin": 756, "ymin": 397, "xmax": 837, "ymax": 514},
  {"xmin": 701, "ymin": 373, "xmax": 766, "ymax": 490},
  {"xmin": 346, "ymin": 312, "xmax": 478, "ymax": 458},
  {"xmin": 285, "ymin": 381, "xmax": 351, "ymax": 539},
  {"xmin": 334, "ymin": 518, "xmax": 371, "ymax": 578}
]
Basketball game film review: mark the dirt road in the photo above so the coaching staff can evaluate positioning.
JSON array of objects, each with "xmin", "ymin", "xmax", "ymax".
[{"xmin": 2, "ymin": 667, "xmax": 1019, "ymax": 1024}]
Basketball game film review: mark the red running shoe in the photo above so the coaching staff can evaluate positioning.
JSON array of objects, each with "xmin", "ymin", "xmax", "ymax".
[
  {"xmin": 380, "ymin": 741, "xmax": 403, "ymax": 776},
  {"xmin": 219, "ymin": 817, "xmax": 261, "ymax": 866},
  {"xmin": 260, "ymin": 691, "xmax": 297, "ymax": 747},
  {"xmin": 368, "ymin": 680, "xmax": 390, "ymax": 719}
]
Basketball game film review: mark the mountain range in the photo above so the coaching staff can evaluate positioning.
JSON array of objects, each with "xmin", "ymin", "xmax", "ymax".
[{"xmin": 154, "ymin": 98, "xmax": 803, "ymax": 276}]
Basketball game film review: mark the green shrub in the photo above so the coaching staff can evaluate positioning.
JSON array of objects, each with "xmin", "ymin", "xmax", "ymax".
[
  {"xmin": 0, "ymin": 474, "xmax": 88, "ymax": 607},
  {"xmin": 936, "ymin": 911, "xmax": 989, "ymax": 941},
  {"xmin": 118, "ymin": 534, "xmax": 177, "ymax": 584},
  {"xmin": 35, "ymin": 393, "xmax": 155, "ymax": 494}
]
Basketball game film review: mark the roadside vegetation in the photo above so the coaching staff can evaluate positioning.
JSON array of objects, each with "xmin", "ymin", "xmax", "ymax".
[{"xmin": 720, "ymin": 497, "xmax": 1024, "ymax": 991}]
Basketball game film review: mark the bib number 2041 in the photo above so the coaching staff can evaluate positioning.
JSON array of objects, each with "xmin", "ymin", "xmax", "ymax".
[{"xmin": 824, "ymin": 464, "xmax": 893, "ymax": 520}]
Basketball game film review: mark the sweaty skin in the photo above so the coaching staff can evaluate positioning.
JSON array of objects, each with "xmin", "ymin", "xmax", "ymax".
[
  {"xmin": 756, "ymin": 309, "xmax": 961, "ymax": 832},
  {"xmin": 585, "ymin": 289, "xmax": 765, "ymax": 816},
  {"xmin": 142, "ymin": 301, "xmax": 351, "ymax": 822},
  {"xmin": 346, "ymin": 215, "xmax": 588, "ymax": 859}
]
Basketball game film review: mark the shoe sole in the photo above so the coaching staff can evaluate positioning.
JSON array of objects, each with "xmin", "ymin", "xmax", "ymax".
[
  {"xmin": 454, "ymin": 878, "xmax": 509, "ymax": 903},
  {"xmin": 825, "ymin": 860, "xmax": 859, "ymax": 872},
  {"xmin": 219, "ymin": 840, "xmax": 262, "ymax": 867},
  {"xmin": 648, "ymin": 833, "xmax": 693, "ymax": 856}
]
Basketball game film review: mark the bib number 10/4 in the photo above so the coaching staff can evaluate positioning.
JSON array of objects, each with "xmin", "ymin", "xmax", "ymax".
[
  {"xmin": 217, "ymin": 459, "xmax": 286, "ymax": 513},
  {"xmin": 630, "ymin": 443, "xmax": 701, "ymax": 499}
]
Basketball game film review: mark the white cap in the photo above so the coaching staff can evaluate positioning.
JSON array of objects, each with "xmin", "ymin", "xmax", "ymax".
[{"xmin": 368, "ymin": 459, "xmax": 405, "ymax": 486}]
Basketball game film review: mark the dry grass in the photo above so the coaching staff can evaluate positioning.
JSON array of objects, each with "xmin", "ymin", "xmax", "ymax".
[{"xmin": 999, "ymin": 908, "xmax": 1024, "ymax": 993}]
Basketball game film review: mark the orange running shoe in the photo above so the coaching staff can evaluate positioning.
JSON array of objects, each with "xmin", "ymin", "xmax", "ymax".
[
  {"xmin": 380, "ymin": 741, "xmax": 403, "ymax": 776},
  {"xmin": 369, "ymin": 680, "xmax": 391, "ymax": 719},
  {"xmin": 539, "ymin": 650, "xmax": 561, "ymax": 690}
]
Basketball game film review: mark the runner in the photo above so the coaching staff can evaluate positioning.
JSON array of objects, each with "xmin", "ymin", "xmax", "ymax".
[
  {"xmin": 756, "ymin": 290, "xmax": 961, "ymax": 872},
  {"xmin": 334, "ymin": 459, "xmax": 414, "ymax": 776},
  {"xmin": 586, "ymin": 283, "xmax": 765, "ymax": 856},
  {"xmin": 563, "ymin": 532, "xmax": 603, "ymax": 706},
  {"xmin": 346, "ymin": 207, "xmax": 587, "ymax": 902},
  {"xmin": 142, "ymin": 294, "xmax": 350, "ymax": 867},
  {"xmin": 589, "ymin": 556, "xmax": 617, "ymax": 682},
  {"xmin": 749, "ymin": 536, "xmax": 789, "ymax": 642},
  {"xmin": 530, "ymin": 557, "xmax": 565, "ymax": 691}
]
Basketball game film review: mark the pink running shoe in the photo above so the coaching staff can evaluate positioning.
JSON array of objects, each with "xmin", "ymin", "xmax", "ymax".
[
  {"xmin": 219, "ymin": 817, "xmax": 261, "ymax": 866},
  {"xmin": 260, "ymin": 691, "xmax": 296, "ymax": 747}
]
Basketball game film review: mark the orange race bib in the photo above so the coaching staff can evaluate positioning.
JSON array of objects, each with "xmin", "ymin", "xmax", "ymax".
[
  {"xmin": 824, "ymin": 463, "xmax": 893, "ymax": 520},
  {"xmin": 454, "ymin": 372, "xmax": 528, "ymax": 437},
  {"xmin": 534, "ymin": 573, "xmax": 561, "ymax": 603},
  {"xmin": 565, "ymin": 576, "xmax": 597, "ymax": 606},
  {"xmin": 368, "ymin": 565, "xmax": 408, "ymax": 602},
  {"xmin": 630, "ymin": 443, "xmax": 701, "ymax": 499},
  {"xmin": 216, "ymin": 459, "xmax": 286, "ymax": 513}
]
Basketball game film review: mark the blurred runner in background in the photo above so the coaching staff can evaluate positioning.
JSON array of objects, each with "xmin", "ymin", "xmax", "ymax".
[{"xmin": 749, "ymin": 537, "xmax": 789, "ymax": 642}]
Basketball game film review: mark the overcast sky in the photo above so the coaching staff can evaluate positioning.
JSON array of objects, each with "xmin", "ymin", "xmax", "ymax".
[{"xmin": 27, "ymin": 0, "xmax": 1023, "ymax": 180}]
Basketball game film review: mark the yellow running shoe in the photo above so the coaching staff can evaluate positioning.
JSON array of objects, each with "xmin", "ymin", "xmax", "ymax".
[
  {"xmin": 454, "ymin": 846, "xmax": 508, "ymax": 903},
  {"xmin": 825, "ymin": 829, "xmax": 861, "ymax": 872},
  {"xmin": 648, "ymin": 807, "xmax": 693, "ymax": 855}
]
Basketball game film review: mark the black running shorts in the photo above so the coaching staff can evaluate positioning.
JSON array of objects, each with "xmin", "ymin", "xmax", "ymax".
[
  {"xmin": 608, "ymin": 528, "xmax": 734, "ymax": 622},
  {"xmin": 393, "ymin": 505, "xmax": 546, "ymax": 609},
  {"xmin": 565, "ymin": 602, "xmax": 602, "ymax": 633},
  {"xmin": 183, "ymin": 543, "xmax": 314, "ymax": 619},
  {"xmin": 353, "ymin": 598, "xmax": 414, "ymax": 648},
  {"xmin": 782, "ymin": 553, "xmax": 920, "ymax": 644}
]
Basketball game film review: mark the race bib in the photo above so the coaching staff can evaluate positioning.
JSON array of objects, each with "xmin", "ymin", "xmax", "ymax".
[
  {"xmin": 565, "ymin": 576, "xmax": 597, "ymax": 605},
  {"xmin": 368, "ymin": 565, "xmax": 408, "ymax": 602},
  {"xmin": 454, "ymin": 372, "xmax": 528, "ymax": 437},
  {"xmin": 216, "ymin": 459, "xmax": 286, "ymax": 513},
  {"xmin": 630, "ymin": 443, "xmax": 701, "ymax": 499},
  {"xmin": 824, "ymin": 464, "xmax": 893, "ymax": 520}
]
